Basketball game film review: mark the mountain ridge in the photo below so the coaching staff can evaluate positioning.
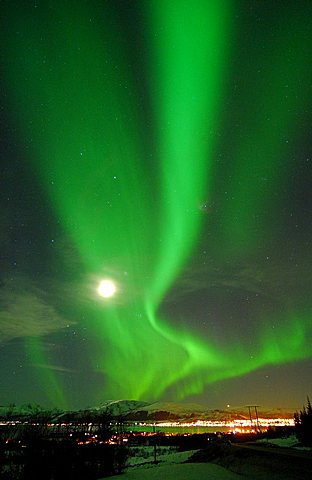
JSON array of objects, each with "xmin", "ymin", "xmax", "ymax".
[{"xmin": 95, "ymin": 399, "xmax": 295, "ymax": 421}]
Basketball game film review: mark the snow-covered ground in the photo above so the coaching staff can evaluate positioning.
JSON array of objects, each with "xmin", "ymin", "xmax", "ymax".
[
  {"xmin": 257, "ymin": 434, "xmax": 312, "ymax": 450},
  {"xmin": 126, "ymin": 446, "xmax": 192, "ymax": 466},
  {"xmin": 101, "ymin": 448, "xmax": 244, "ymax": 480},
  {"xmin": 99, "ymin": 439, "xmax": 312, "ymax": 480},
  {"xmin": 113, "ymin": 462, "xmax": 244, "ymax": 480}
]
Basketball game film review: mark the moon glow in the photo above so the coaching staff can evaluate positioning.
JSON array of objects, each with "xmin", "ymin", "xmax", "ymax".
[{"xmin": 97, "ymin": 279, "xmax": 116, "ymax": 298}]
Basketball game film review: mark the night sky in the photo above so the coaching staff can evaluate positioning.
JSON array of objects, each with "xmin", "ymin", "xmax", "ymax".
[{"xmin": 1, "ymin": 0, "xmax": 311, "ymax": 410}]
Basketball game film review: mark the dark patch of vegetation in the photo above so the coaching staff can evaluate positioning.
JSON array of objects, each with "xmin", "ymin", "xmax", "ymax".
[
  {"xmin": 154, "ymin": 433, "xmax": 220, "ymax": 451},
  {"xmin": 186, "ymin": 437, "xmax": 231, "ymax": 463},
  {"xmin": 265, "ymin": 425, "xmax": 295, "ymax": 439},
  {"xmin": 0, "ymin": 438, "xmax": 128, "ymax": 479},
  {"xmin": 0, "ymin": 408, "xmax": 128, "ymax": 479},
  {"xmin": 294, "ymin": 397, "xmax": 312, "ymax": 446}
]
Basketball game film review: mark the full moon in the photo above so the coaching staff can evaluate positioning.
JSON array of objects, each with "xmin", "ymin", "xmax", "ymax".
[{"xmin": 97, "ymin": 279, "xmax": 116, "ymax": 298}]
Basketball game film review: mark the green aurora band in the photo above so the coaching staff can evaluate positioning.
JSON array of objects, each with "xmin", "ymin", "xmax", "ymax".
[{"xmin": 1, "ymin": 1, "xmax": 311, "ymax": 406}]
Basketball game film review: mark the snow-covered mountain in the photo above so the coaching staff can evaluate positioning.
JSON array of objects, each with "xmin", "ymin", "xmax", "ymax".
[
  {"xmin": 94, "ymin": 400, "xmax": 294, "ymax": 421},
  {"xmin": 97, "ymin": 400, "xmax": 150, "ymax": 417},
  {"xmin": 0, "ymin": 400, "xmax": 295, "ymax": 422}
]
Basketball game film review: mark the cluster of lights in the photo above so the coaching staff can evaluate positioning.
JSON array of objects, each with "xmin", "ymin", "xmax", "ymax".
[{"xmin": 133, "ymin": 417, "xmax": 295, "ymax": 431}]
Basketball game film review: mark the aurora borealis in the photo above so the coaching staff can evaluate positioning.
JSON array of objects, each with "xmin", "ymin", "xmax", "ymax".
[{"xmin": 1, "ymin": 0, "xmax": 311, "ymax": 409}]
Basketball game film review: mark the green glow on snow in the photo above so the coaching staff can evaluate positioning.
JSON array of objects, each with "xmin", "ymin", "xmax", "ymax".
[{"xmin": 1, "ymin": 0, "xmax": 311, "ymax": 405}]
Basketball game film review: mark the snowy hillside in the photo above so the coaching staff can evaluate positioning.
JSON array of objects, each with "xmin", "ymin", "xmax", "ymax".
[{"xmin": 94, "ymin": 400, "xmax": 294, "ymax": 422}]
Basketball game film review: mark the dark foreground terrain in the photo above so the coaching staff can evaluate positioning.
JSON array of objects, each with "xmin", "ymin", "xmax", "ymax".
[{"xmin": 188, "ymin": 441, "xmax": 312, "ymax": 480}]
